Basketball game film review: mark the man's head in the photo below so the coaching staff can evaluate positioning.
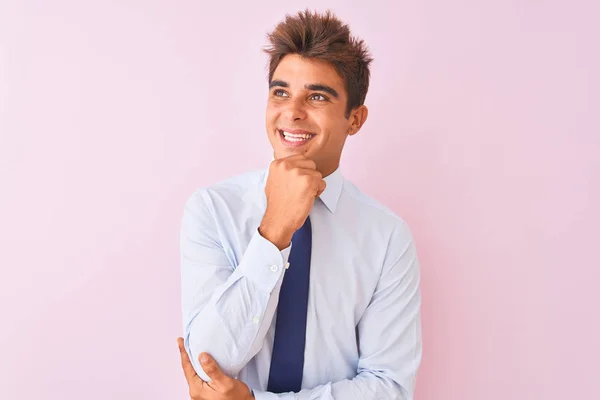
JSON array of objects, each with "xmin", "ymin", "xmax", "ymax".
[{"xmin": 264, "ymin": 10, "xmax": 373, "ymax": 176}]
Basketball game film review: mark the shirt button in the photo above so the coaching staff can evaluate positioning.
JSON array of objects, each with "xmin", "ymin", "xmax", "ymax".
[
  {"xmin": 284, "ymin": 262, "xmax": 290, "ymax": 270},
  {"xmin": 252, "ymin": 316, "xmax": 260, "ymax": 323},
  {"xmin": 270, "ymin": 264, "xmax": 278, "ymax": 272}
]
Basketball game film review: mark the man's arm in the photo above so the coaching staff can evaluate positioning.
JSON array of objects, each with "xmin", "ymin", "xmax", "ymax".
[
  {"xmin": 253, "ymin": 222, "xmax": 423, "ymax": 400},
  {"xmin": 181, "ymin": 188, "xmax": 290, "ymax": 382},
  {"xmin": 182, "ymin": 156, "xmax": 326, "ymax": 383}
]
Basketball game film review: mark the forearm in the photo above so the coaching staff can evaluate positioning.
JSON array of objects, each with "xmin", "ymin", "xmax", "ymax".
[
  {"xmin": 252, "ymin": 371, "xmax": 411, "ymax": 400},
  {"xmin": 251, "ymin": 224, "xmax": 422, "ymax": 400},
  {"xmin": 183, "ymin": 230, "xmax": 291, "ymax": 381}
]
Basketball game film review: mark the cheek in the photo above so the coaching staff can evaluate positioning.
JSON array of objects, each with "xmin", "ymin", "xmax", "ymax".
[
  {"xmin": 316, "ymin": 112, "xmax": 347, "ymax": 137},
  {"xmin": 265, "ymin": 104, "xmax": 284, "ymax": 126},
  {"xmin": 265, "ymin": 102, "xmax": 277, "ymax": 116}
]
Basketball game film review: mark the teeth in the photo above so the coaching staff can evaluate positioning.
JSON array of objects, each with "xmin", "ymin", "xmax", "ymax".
[{"xmin": 282, "ymin": 131, "xmax": 314, "ymax": 140}]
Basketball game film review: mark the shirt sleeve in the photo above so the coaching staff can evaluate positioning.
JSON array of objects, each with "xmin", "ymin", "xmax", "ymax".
[
  {"xmin": 252, "ymin": 222, "xmax": 422, "ymax": 400},
  {"xmin": 181, "ymin": 189, "xmax": 291, "ymax": 382}
]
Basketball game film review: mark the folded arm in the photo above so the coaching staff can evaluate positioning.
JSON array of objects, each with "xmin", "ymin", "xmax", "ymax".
[
  {"xmin": 253, "ymin": 223, "xmax": 422, "ymax": 399},
  {"xmin": 180, "ymin": 189, "xmax": 291, "ymax": 382}
]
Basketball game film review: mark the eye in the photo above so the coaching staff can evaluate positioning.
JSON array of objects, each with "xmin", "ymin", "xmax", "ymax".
[
  {"xmin": 273, "ymin": 89, "xmax": 289, "ymax": 97},
  {"xmin": 309, "ymin": 93, "xmax": 328, "ymax": 101}
]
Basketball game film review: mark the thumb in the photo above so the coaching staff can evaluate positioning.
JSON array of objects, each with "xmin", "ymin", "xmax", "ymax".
[{"xmin": 199, "ymin": 352, "xmax": 227, "ymax": 384}]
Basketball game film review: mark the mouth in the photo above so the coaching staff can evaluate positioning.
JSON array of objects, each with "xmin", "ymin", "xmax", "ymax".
[{"xmin": 278, "ymin": 129, "xmax": 317, "ymax": 147}]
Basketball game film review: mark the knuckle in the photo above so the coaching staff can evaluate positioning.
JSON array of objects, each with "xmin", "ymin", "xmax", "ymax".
[
  {"xmin": 300, "ymin": 174, "xmax": 312, "ymax": 185},
  {"xmin": 223, "ymin": 381, "xmax": 235, "ymax": 393},
  {"xmin": 189, "ymin": 388, "xmax": 201, "ymax": 399},
  {"xmin": 204, "ymin": 364, "xmax": 216, "ymax": 374}
]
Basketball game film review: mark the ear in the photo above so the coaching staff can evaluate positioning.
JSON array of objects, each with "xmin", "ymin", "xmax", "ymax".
[{"xmin": 347, "ymin": 105, "xmax": 368, "ymax": 136}]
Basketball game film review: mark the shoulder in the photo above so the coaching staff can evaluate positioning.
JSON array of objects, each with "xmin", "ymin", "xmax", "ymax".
[
  {"xmin": 183, "ymin": 168, "xmax": 265, "ymax": 216},
  {"xmin": 340, "ymin": 179, "xmax": 416, "ymax": 262},
  {"xmin": 341, "ymin": 179, "xmax": 408, "ymax": 228}
]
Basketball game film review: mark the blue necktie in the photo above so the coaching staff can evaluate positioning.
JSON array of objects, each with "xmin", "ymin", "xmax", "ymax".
[{"xmin": 267, "ymin": 216, "xmax": 312, "ymax": 393}]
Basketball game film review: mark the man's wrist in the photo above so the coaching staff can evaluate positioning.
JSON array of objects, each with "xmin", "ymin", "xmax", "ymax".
[{"xmin": 258, "ymin": 220, "xmax": 294, "ymax": 250}]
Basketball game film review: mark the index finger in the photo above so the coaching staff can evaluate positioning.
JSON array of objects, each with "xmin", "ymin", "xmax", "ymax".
[
  {"xmin": 283, "ymin": 155, "xmax": 317, "ymax": 170},
  {"xmin": 177, "ymin": 337, "xmax": 198, "ymax": 383},
  {"xmin": 279, "ymin": 154, "xmax": 311, "ymax": 162}
]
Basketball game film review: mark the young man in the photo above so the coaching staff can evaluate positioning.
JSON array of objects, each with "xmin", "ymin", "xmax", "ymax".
[{"xmin": 177, "ymin": 9, "xmax": 422, "ymax": 400}]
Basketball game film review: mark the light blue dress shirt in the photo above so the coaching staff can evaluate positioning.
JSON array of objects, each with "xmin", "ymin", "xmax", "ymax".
[{"xmin": 181, "ymin": 166, "xmax": 422, "ymax": 399}]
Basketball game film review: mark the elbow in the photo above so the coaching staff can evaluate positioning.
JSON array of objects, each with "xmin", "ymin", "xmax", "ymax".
[
  {"xmin": 185, "ymin": 320, "xmax": 243, "ymax": 380},
  {"xmin": 356, "ymin": 369, "xmax": 413, "ymax": 400}
]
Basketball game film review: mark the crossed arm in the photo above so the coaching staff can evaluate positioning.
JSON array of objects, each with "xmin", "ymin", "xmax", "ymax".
[{"xmin": 180, "ymin": 191, "xmax": 422, "ymax": 399}]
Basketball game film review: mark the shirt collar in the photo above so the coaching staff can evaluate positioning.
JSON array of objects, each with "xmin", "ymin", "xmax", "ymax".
[
  {"xmin": 319, "ymin": 167, "xmax": 344, "ymax": 213},
  {"xmin": 261, "ymin": 163, "xmax": 344, "ymax": 214}
]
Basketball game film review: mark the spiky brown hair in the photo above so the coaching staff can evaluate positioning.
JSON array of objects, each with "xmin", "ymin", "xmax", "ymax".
[{"xmin": 263, "ymin": 9, "xmax": 373, "ymax": 118}]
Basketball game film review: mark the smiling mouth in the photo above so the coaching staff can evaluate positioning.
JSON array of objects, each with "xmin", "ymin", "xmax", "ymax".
[{"xmin": 278, "ymin": 129, "xmax": 316, "ymax": 144}]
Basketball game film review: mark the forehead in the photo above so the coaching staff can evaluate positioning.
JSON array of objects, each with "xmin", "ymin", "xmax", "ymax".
[{"xmin": 272, "ymin": 54, "xmax": 346, "ymax": 94}]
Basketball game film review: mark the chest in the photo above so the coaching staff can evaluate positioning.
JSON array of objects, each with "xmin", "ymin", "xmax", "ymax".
[{"xmin": 222, "ymin": 201, "xmax": 384, "ymax": 324}]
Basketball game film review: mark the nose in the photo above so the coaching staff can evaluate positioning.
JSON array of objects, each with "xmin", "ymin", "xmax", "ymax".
[{"xmin": 283, "ymin": 97, "xmax": 307, "ymax": 121}]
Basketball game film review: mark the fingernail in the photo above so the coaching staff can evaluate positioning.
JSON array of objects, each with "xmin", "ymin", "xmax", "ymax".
[{"xmin": 200, "ymin": 354, "xmax": 209, "ymax": 363}]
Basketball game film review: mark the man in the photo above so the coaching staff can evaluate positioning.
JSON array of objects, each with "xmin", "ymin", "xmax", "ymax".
[{"xmin": 177, "ymin": 9, "xmax": 422, "ymax": 400}]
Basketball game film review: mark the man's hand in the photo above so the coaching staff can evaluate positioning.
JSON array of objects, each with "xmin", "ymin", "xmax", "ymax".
[
  {"xmin": 177, "ymin": 337, "xmax": 254, "ymax": 400},
  {"xmin": 260, "ymin": 154, "xmax": 326, "ymax": 250}
]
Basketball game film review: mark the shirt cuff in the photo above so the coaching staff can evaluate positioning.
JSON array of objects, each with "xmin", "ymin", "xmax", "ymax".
[{"xmin": 237, "ymin": 228, "xmax": 292, "ymax": 293}]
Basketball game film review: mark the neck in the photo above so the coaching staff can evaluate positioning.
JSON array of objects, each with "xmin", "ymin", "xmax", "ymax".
[{"xmin": 319, "ymin": 157, "xmax": 342, "ymax": 178}]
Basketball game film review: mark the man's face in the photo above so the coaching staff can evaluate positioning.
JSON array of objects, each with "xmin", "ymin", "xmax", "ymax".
[{"xmin": 265, "ymin": 54, "xmax": 365, "ymax": 176}]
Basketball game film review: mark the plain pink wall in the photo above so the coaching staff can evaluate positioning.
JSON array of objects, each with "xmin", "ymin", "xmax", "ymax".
[{"xmin": 1, "ymin": 1, "xmax": 598, "ymax": 399}]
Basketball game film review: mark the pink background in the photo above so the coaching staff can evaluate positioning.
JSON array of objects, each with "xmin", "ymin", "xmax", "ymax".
[{"xmin": 1, "ymin": 1, "xmax": 598, "ymax": 399}]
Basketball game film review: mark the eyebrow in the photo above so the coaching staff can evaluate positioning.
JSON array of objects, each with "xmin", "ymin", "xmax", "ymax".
[{"xmin": 269, "ymin": 80, "xmax": 339, "ymax": 98}]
